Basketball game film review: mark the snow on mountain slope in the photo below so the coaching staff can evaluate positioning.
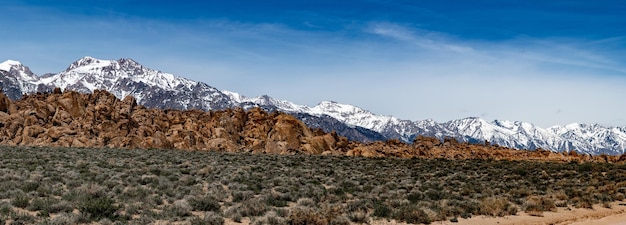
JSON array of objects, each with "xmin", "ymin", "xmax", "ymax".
[
  {"xmin": 0, "ymin": 60, "xmax": 22, "ymax": 72},
  {"xmin": 37, "ymin": 57, "xmax": 197, "ymax": 103},
  {"xmin": 284, "ymin": 99, "xmax": 626, "ymax": 154},
  {"xmin": 548, "ymin": 123, "xmax": 626, "ymax": 155},
  {"xmin": 0, "ymin": 60, "xmax": 39, "ymax": 84},
  {"xmin": 0, "ymin": 60, "xmax": 43, "ymax": 99},
  {"xmin": 225, "ymin": 93, "xmax": 402, "ymax": 133},
  {"xmin": 309, "ymin": 101, "xmax": 397, "ymax": 131},
  {"xmin": 31, "ymin": 57, "xmax": 241, "ymax": 111},
  {"xmin": 1, "ymin": 57, "xmax": 625, "ymax": 155}
]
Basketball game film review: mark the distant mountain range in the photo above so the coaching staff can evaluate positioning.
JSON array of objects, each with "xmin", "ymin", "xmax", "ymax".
[{"xmin": 1, "ymin": 57, "xmax": 625, "ymax": 155}]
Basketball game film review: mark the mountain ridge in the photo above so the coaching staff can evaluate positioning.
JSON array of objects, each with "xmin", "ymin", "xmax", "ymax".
[
  {"xmin": 2, "ymin": 88, "xmax": 625, "ymax": 163},
  {"xmin": 1, "ymin": 56, "xmax": 625, "ymax": 155}
]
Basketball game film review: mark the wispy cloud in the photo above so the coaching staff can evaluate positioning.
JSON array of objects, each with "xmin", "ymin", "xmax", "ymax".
[{"xmin": 366, "ymin": 22, "xmax": 474, "ymax": 53}]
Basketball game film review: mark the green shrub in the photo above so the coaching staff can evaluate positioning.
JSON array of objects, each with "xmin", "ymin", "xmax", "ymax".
[
  {"xmin": 21, "ymin": 181, "xmax": 39, "ymax": 193},
  {"xmin": 28, "ymin": 197, "xmax": 59, "ymax": 211},
  {"xmin": 266, "ymin": 196, "xmax": 288, "ymax": 207},
  {"xmin": 78, "ymin": 196, "xmax": 118, "ymax": 221},
  {"xmin": 348, "ymin": 210, "xmax": 369, "ymax": 224},
  {"xmin": 615, "ymin": 193, "xmax": 625, "ymax": 201},
  {"xmin": 163, "ymin": 199, "xmax": 192, "ymax": 217},
  {"xmin": 371, "ymin": 200, "xmax": 391, "ymax": 218},
  {"xmin": 37, "ymin": 209, "xmax": 50, "ymax": 218},
  {"xmin": 573, "ymin": 197, "xmax": 594, "ymax": 209},
  {"xmin": 480, "ymin": 197, "xmax": 517, "ymax": 217},
  {"xmin": 407, "ymin": 191, "xmax": 424, "ymax": 203},
  {"xmin": 189, "ymin": 196, "xmax": 221, "ymax": 212},
  {"xmin": 10, "ymin": 211, "xmax": 36, "ymax": 224},
  {"xmin": 523, "ymin": 196, "xmax": 556, "ymax": 213},
  {"xmin": 52, "ymin": 201, "xmax": 75, "ymax": 214},
  {"xmin": 252, "ymin": 211, "xmax": 287, "ymax": 225},
  {"xmin": 288, "ymin": 206, "xmax": 326, "ymax": 225},
  {"xmin": 241, "ymin": 199, "xmax": 269, "ymax": 217},
  {"xmin": 392, "ymin": 205, "xmax": 431, "ymax": 224},
  {"xmin": 232, "ymin": 190, "xmax": 254, "ymax": 202},
  {"xmin": 12, "ymin": 194, "xmax": 30, "ymax": 208},
  {"xmin": 296, "ymin": 198, "xmax": 316, "ymax": 207},
  {"xmin": 346, "ymin": 199, "xmax": 371, "ymax": 213},
  {"xmin": 424, "ymin": 189, "xmax": 444, "ymax": 201},
  {"xmin": 330, "ymin": 215, "xmax": 351, "ymax": 225},
  {"xmin": 0, "ymin": 202, "xmax": 13, "ymax": 216},
  {"xmin": 578, "ymin": 163, "xmax": 593, "ymax": 172},
  {"xmin": 190, "ymin": 212, "xmax": 224, "ymax": 225}
]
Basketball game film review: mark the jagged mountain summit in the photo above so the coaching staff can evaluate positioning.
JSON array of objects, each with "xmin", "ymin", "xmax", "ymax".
[
  {"xmin": 0, "ymin": 60, "xmax": 47, "ymax": 99},
  {"xmin": 1, "ymin": 57, "xmax": 625, "ymax": 155}
]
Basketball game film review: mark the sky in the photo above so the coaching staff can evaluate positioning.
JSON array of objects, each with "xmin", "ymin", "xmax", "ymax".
[{"xmin": 1, "ymin": 0, "xmax": 625, "ymax": 128}]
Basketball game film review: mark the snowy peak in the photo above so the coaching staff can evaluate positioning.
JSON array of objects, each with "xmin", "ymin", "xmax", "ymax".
[
  {"xmin": 0, "ymin": 60, "xmax": 43, "ymax": 99},
  {"xmin": 493, "ymin": 119, "xmax": 516, "ymax": 129},
  {"xmin": 0, "ymin": 60, "xmax": 23, "ymax": 72},
  {"xmin": 550, "ymin": 123, "xmax": 606, "ymax": 137},
  {"xmin": 311, "ymin": 101, "xmax": 369, "ymax": 115},
  {"xmin": 43, "ymin": 57, "xmax": 198, "ymax": 96},
  {"xmin": 249, "ymin": 95, "xmax": 310, "ymax": 112},
  {"xmin": 116, "ymin": 58, "xmax": 142, "ymax": 69},
  {"xmin": 65, "ymin": 57, "xmax": 142, "ymax": 74},
  {"xmin": 309, "ymin": 101, "xmax": 397, "ymax": 131},
  {"xmin": 444, "ymin": 117, "xmax": 512, "ymax": 140},
  {"xmin": 64, "ymin": 57, "xmax": 147, "ymax": 77},
  {"xmin": 0, "ymin": 60, "xmax": 38, "ymax": 81},
  {"xmin": 66, "ymin": 56, "xmax": 98, "ymax": 71},
  {"xmin": 493, "ymin": 120, "xmax": 541, "ymax": 135}
]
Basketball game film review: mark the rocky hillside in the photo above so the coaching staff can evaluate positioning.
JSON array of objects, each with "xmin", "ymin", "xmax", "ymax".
[{"xmin": 0, "ymin": 89, "xmax": 624, "ymax": 163}]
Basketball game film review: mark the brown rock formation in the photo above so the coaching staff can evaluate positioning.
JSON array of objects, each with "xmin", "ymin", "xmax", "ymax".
[
  {"xmin": 0, "ymin": 89, "xmax": 624, "ymax": 164},
  {"xmin": 0, "ymin": 90, "xmax": 351, "ymax": 155}
]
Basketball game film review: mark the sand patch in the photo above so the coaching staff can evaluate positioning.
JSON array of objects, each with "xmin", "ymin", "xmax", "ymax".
[{"xmin": 430, "ymin": 201, "xmax": 626, "ymax": 225}]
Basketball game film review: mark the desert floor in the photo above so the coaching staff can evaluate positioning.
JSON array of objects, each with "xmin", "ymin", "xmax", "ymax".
[
  {"xmin": 343, "ymin": 201, "xmax": 626, "ymax": 225},
  {"xmin": 430, "ymin": 201, "xmax": 626, "ymax": 225}
]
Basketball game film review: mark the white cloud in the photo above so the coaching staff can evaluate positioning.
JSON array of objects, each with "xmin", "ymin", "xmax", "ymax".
[
  {"xmin": 1, "ymin": 12, "xmax": 625, "ymax": 128},
  {"xmin": 366, "ymin": 22, "xmax": 474, "ymax": 53}
]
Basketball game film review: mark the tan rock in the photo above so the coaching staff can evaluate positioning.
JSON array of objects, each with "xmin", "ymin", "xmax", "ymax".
[
  {"xmin": 23, "ymin": 125, "xmax": 45, "ymax": 138},
  {"xmin": 0, "ymin": 92, "xmax": 11, "ymax": 113},
  {"xmin": 206, "ymin": 138, "xmax": 237, "ymax": 152}
]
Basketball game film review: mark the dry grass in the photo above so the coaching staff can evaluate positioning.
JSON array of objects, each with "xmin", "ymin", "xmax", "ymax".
[{"xmin": 0, "ymin": 146, "xmax": 624, "ymax": 224}]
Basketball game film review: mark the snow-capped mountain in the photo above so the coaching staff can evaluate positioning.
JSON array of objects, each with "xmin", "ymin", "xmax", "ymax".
[
  {"xmin": 35, "ymin": 57, "xmax": 240, "ymax": 111},
  {"xmin": 0, "ymin": 57, "xmax": 382, "ymax": 142},
  {"xmin": 0, "ymin": 60, "xmax": 48, "ymax": 99},
  {"xmin": 1, "ymin": 57, "xmax": 625, "ymax": 155}
]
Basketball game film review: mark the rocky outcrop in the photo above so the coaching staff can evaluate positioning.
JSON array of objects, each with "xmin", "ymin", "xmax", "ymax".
[
  {"xmin": 0, "ymin": 89, "xmax": 624, "ymax": 163},
  {"xmin": 0, "ymin": 89, "xmax": 350, "ymax": 155},
  {"xmin": 344, "ymin": 135, "xmax": 626, "ymax": 163}
]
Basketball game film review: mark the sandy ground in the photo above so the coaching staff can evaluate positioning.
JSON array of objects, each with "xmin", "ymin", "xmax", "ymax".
[
  {"xmin": 219, "ymin": 202, "xmax": 626, "ymax": 225},
  {"xmin": 430, "ymin": 201, "xmax": 626, "ymax": 225}
]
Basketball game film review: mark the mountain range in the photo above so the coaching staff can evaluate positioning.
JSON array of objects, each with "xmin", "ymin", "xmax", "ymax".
[{"xmin": 1, "ymin": 56, "xmax": 625, "ymax": 155}]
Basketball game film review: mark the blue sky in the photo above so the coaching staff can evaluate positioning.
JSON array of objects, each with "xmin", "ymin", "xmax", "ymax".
[{"xmin": 2, "ymin": 0, "xmax": 626, "ymax": 127}]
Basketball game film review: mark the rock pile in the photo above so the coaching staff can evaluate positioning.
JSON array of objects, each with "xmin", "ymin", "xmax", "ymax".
[
  {"xmin": 0, "ymin": 89, "xmax": 349, "ymax": 154},
  {"xmin": 0, "ymin": 89, "xmax": 624, "ymax": 163}
]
